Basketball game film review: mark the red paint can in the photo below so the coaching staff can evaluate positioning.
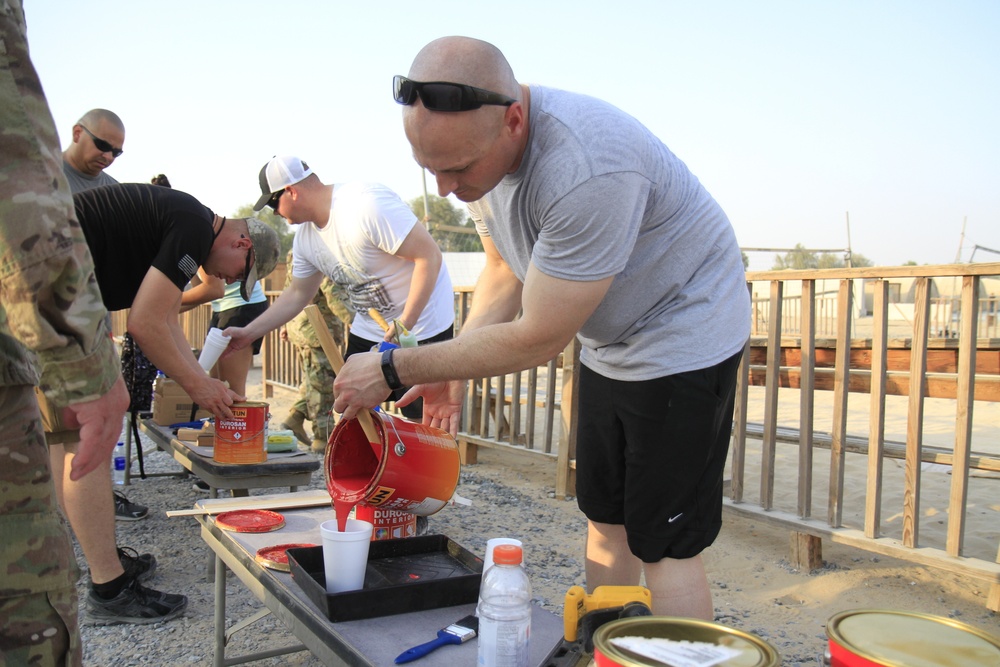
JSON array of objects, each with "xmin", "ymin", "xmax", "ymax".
[
  {"xmin": 325, "ymin": 410, "xmax": 459, "ymax": 516},
  {"xmin": 826, "ymin": 609, "xmax": 1000, "ymax": 666},
  {"xmin": 214, "ymin": 401, "xmax": 268, "ymax": 464}
]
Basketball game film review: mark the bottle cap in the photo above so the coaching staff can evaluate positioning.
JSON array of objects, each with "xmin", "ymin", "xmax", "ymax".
[{"xmin": 492, "ymin": 544, "xmax": 522, "ymax": 565}]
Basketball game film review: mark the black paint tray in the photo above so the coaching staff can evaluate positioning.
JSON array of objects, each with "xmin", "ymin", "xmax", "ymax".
[{"xmin": 286, "ymin": 535, "xmax": 483, "ymax": 622}]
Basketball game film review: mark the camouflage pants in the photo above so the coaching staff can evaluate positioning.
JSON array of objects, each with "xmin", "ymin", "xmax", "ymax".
[
  {"xmin": 292, "ymin": 345, "xmax": 337, "ymax": 443},
  {"xmin": 0, "ymin": 385, "xmax": 81, "ymax": 667}
]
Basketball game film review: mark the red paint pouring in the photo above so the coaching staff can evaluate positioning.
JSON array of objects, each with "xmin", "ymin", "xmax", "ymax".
[{"xmin": 325, "ymin": 409, "xmax": 460, "ymax": 534}]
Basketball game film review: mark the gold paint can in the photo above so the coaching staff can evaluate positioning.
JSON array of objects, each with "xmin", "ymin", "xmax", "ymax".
[
  {"xmin": 592, "ymin": 616, "xmax": 780, "ymax": 667},
  {"xmin": 826, "ymin": 609, "xmax": 1000, "ymax": 666}
]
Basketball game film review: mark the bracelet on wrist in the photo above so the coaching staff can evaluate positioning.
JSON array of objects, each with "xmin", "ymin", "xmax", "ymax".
[{"xmin": 380, "ymin": 347, "xmax": 404, "ymax": 390}]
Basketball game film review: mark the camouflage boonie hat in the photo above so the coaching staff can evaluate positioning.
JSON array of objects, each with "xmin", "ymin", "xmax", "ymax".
[{"xmin": 241, "ymin": 217, "xmax": 280, "ymax": 300}]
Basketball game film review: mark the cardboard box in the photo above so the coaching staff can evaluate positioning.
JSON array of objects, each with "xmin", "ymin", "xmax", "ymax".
[
  {"xmin": 177, "ymin": 425, "xmax": 215, "ymax": 448},
  {"xmin": 153, "ymin": 377, "xmax": 192, "ymax": 398},
  {"xmin": 151, "ymin": 391, "xmax": 213, "ymax": 425}
]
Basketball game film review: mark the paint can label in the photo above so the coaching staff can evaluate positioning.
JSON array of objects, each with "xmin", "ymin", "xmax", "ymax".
[
  {"xmin": 214, "ymin": 402, "xmax": 268, "ymax": 464},
  {"xmin": 354, "ymin": 504, "xmax": 417, "ymax": 541}
]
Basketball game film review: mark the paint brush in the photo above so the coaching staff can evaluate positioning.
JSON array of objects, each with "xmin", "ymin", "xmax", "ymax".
[{"xmin": 394, "ymin": 614, "xmax": 479, "ymax": 664}]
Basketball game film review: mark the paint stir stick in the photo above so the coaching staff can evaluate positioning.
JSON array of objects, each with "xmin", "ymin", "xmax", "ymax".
[{"xmin": 304, "ymin": 305, "xmax": 380, "ymax": 446}]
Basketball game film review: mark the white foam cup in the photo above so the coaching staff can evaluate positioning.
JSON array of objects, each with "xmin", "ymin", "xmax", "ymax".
[
  {"xmin": 319, "ymin": 519, "xmax": 374, "ymax": 593},
  {"xmin": 478, "ymin": 537, "xmax": 523, "ymax": 610},
  {"xmin": 198, "ymin": 327, "xmax": 231, "ymax": 371}
]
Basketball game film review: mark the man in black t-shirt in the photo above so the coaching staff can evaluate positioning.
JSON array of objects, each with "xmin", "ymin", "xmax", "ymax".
[
  {"xmin": 72, "ymin": 183, "xmax": 281, "ymax": 418},
  {"xmin": 41, "ymin": 183, "xmax": 280, "ymax": 625}
]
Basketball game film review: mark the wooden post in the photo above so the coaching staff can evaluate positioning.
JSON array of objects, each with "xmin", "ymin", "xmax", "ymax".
[{"xmin": 789, "ymin": 531, "xmax": 823, "ymax": 571}]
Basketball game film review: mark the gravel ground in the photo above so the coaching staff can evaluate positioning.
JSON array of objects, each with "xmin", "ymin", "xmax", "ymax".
[{"xmin": 74, "ymin": 403, "xmax": 996, "ymax": 666}]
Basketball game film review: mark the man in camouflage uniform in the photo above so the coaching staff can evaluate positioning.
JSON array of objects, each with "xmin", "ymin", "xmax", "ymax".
[
  {"xmin": 0, "ymin": 1, "xmax": 130, "ymax": 663},
  {"xmin": 279, "ymin": 251, "xmax": 354, "ymax": 452}
]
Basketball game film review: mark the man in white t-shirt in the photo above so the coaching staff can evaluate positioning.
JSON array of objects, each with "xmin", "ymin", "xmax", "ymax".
[{"xmin": 225, "ymin": 156, "xmax": 454, "ymax": 418}]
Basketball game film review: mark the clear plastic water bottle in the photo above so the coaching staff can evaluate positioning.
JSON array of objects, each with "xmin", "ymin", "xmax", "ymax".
[
  {"xmin": 477, "ymin": 544, "xmax": 531, "ymax": 667},
  {"xmin": 112, "ymin": 441, "xmax": 127, "ymax": 485}
]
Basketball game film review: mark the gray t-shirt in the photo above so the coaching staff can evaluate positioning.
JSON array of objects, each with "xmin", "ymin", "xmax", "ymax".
[
  {"xmin": 63, "ymin": 160, "xmax": 119, "ymax": 194},
  {"xmin": 469, "ymin": 85, "xmax": 750, "ymax": 381}
]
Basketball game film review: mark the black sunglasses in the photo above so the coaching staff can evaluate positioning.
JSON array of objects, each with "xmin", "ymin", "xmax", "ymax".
[
  {"xmin": 393, "ymin": 75, "xmax": 515, "ymax": 112},
  {"xmin": 267, "ymin": 189, "xmax": 285, "ymax": 210},
  {"xmin": 79, "ymin": 124, "xmax": 123, "ymax": 158}
]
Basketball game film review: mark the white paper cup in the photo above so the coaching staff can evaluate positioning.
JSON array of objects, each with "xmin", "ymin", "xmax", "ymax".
[
  {"xmin": 319, "ymin": 519, "xmax": 374, "ymax": 593},
  {"xmin": 198, "ymin": 327, "xmax": 231, "ymax": 371},
  {"xmin": 478, "ymin": 537, "xmax": 523, "ymax": 610}
]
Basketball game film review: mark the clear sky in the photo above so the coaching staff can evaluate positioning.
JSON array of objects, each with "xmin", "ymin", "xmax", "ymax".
[{"xmin": 25, "ymin": 0, "xmax": 999, "ymax": 270}]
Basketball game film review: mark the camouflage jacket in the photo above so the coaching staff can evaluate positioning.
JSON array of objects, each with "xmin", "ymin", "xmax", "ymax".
[
  {"xmin": 284, "ymin": 251, "xmax": 354, "ymax": 348},
  {"xmin": 0, "ymin": 0, "xmax": 121, "ymax": 405}
]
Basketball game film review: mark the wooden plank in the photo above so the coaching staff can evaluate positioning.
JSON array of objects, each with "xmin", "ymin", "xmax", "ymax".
[
  {"xmin": 745, "ymin": 260, "xmax": 1000, "ymax": 281},
  {"xmin": 526, "ymin": 367, "xmax": 538, "ymax": 451},
  {"xmin": 865, "ymin": 280, "xmax": 888, "ymax": 539},
  {"xmin": 828, "ymin": 280, "xmax": 852, "ymax": 527},
  {"xmin": 167, "ymin": 489, "xmax": 332, "ymax": 517},
  {"xmin": 303, "ymin": 305, "xmax": 380, "ymax": 446},
  {"xmin": 760, "ymin": 280, "xmax": 783, "ymax": 509},
  {"xmin": 948, "ymin": 276, "xmax": 979, "ymax": 557},
  {"xmin": 543, "ymin": 359, "xmax": 557, "ymax": 453},
  {"xmin": 743, "ymin": 422, "xmax": 1000, "ymax": 472},
  {"xmin": 798, "ymin": 279, "xmax": 815, "ymax": 519},
  {"xmin": 903, "ymin": 279, "xmax": 930, "ymax": 548},
  {"xmin": 745, "ymin": 366, "xmax": 1000, "ymax": 401},
  {"xmin": 730, "ymin": 329, "xmax": 751, "ymax": 504},
  {"xmin": 479, "ymin": 377, "xmax": 491, "ymax": 436},
  {"xmin": 556, "ymin": 341, "xmax": 579, "ymax": 500},
  {"xmin": 723, "ymin": 501, "xmax": 1000, "ymax": 586},
  {"xmin": 747, "ymin": 343, "xmax": 1000, "ymax": 375}
]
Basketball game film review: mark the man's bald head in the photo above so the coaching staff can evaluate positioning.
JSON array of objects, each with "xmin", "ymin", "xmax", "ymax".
[
  {"xmin": 78, "ymin": 108, "xmax": 125, "ymax": 134},
  {"xmin": 401, "ymin": 37, "xmax": 531, "ymax": 202},
  {"xmin": 408, "ymin": 36, "xmax": 520, "ymax": 100}
]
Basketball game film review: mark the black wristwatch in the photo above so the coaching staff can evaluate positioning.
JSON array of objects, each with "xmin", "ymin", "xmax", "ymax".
[{"xmin": 380, "ymin": 347, "xmax": 404, "ymax": 390}]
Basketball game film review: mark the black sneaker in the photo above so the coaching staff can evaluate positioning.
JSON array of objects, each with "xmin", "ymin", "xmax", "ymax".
[
  {"xmin": 192, "ymin": 479, "xmax": 210, "ymax": 493},
  {"xmin": 416, "ymin": 515, "xmax": 430, "ymax": 536},
  {"xmin": 113, "ymin": 490, "xmax": 148, "ymax": 521},
  {"xmin": 117, "ymin": 546, "xmax": 156, "ymax": 582},
  {"xmin": 86, "ymin": 577, "xmax": 187, "ymax": 625}
]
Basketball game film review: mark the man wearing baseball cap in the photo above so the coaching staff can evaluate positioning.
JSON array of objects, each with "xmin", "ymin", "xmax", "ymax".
[{"xmin": 226, "ymin": 155, "xmax": 454, "ymax": 420}]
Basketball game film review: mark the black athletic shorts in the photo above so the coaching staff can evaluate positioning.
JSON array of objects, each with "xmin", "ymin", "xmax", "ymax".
[
  {"xmin": 210, "ymin": 301, "xmax": 268, "ymax": 354},
  {"xmin": 575, "ymin": 350, "xmax": 743, "ymax": 562}
]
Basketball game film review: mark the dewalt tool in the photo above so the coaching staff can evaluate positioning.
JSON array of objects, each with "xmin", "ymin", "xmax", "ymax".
[{"xmin": 563, "ymin": 585, "xmax": 652, "ymax": 644}]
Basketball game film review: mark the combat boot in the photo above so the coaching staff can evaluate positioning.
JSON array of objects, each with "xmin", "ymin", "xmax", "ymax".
[
  {"xmin": 311, "ymin": 438, "xmax": 327, "ymax": 454},
  {"xmin": 279, "ymin": 410, "xmax": 310, "ymax": 445}
]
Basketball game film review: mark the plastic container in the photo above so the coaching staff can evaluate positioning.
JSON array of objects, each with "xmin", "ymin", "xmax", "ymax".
[
  {"xmin": 112, "ymin": 441, "xmax": 126, "ymax": 485},
  {"xmin": 477, "ymin": 544, "xmax": 531, "ymax": 667}
]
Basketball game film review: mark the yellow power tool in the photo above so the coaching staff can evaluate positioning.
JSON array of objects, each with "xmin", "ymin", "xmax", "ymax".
[{"xmin": 563, "ymin": 585, "xmax": 652, "ymax": 643}]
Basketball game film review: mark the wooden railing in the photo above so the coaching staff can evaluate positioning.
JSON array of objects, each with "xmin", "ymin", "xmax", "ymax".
[{"xmin": 731, "ymin": 262, "xmax": 1000, "ymax": 611}]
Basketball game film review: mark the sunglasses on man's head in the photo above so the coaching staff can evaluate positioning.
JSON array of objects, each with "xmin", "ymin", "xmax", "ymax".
[
  {"xmin": 393, "ymin": 75, "xmax": 515, "ymax": 112},
  {"xmin": 79, "ymin": 125, "xmax": 123, "ymax": 158}
]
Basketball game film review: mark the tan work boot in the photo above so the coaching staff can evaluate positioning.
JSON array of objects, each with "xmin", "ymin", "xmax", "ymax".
[
  {"xmin": 311, "ymin": 438, "xmax": 327, "ymax": 454},
  {"xmin": 279, "ymin": 410, "xmax": 310, "ymax": 445}
]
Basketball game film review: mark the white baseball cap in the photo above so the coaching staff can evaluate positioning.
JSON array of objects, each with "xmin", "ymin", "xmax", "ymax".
[{"xmin": 253, "ymin": 156, "xmax": 313, "ymax": 211}]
